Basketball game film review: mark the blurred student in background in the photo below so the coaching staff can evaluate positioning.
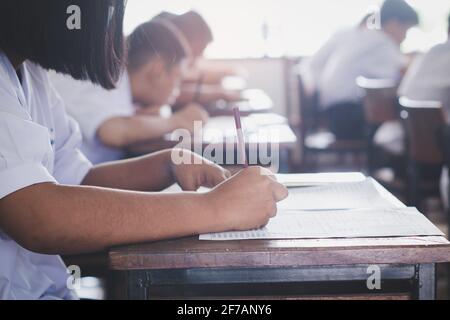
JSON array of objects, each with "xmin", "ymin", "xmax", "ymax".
[
  {"xmin": 398, "ymin": 13, "xmax": 450, "ymax": 114},
  {"xmin": 154, "ymin": 11, "xmax": 246, "ymax": 107},
  {"xmin": 307, "ymin": 0, "xmax": 418, "ymax": 140},
  {"xmin": 51, "ymin": 20, "xmax": 209, "ymax": 164},
  {"xmin": 300, "ymin": 13, "xmax": 372, "ymax": 96},
  {"xmin": 375, "ymin": 13, "xmax": 450, "ymax": 157}
]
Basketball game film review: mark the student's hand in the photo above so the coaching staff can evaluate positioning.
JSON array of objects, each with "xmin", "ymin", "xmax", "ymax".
[
  {"xmin": 171, "ymin": 150, "xmax": 231, "ymax": 191},
  {"xmin": 219, "ymin": 89, "xmax": 246, "ymax": 102},
  {"xmin": 172, "ymin": 103, "xmax": 209, "ymax": 133},
  {"xmin": 206, "ymin": 167, "xmax": 289, "ymax": 231}
]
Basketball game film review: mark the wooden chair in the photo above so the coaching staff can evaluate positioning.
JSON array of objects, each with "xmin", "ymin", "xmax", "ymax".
[
  {"xmin": 356, "ymin": 77, "xmax": 405, "ymax": 195},
  {"xmin": 400, "ymin": 97, "xmax": 446, "ymax": 210},
  {"xmin": 299, "ymin": 74, "xmax": 367, "ymax": 172}
]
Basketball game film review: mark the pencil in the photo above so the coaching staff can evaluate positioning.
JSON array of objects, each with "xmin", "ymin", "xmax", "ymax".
[{"xmin": 233, "ymin": 106, "xmax": 248, "ymax": 168}]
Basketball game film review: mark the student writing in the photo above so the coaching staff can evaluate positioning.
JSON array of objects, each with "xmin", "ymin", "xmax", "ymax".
[{"xmin": 0, "ymin": 0, "xmax": 288, "ymax": 300}]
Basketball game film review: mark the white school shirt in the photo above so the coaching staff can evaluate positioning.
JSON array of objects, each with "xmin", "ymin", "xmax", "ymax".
[
  {"xmin": 299, "ymin": 28, "xmax": 355, "ymax": 93},
  {"xmin": 318, "ymin": 29, "xmax": 405, "ymax": 109},
  {"xmin": 0, "ymin": 52, "xmax": 92, "ymax": 300},
  {"xmin": 49, "ymin": 72, "xmax": 134, "ymax": 165},
  {"xmin": 399, "ymin": 39, "xmax": 450, "ymax": 111},
  {"xmin": 375, "ymin": 40, "xmax": 450, "ymax": 155}
]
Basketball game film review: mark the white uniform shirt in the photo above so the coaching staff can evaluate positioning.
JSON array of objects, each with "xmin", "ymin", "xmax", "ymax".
[
  {"xmin": 376, "ymin": 40, "xmax": 450, "ymax": 155},
  {"xmin": 0, "ymin": 52, "xmax": 92, "ymax": 300},
  {"xmin": 49, "ymin": 72, "xmax": 134, "ymax": 165},
  {"xmin": 300, "ymin": 28, "xmax": 355, "ymax": 93},
  {"xmin": 399, "ymin": 39, "xmax": 450, "ymax": 111},
  {"xmin": 318, "ymin": 29, "xmax": 405, "ymax": 109}
]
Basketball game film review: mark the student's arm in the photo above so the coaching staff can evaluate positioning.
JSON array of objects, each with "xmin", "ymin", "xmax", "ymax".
[
  {"xmin": 176, "ymin": 84, "xmax": 244, "ymax": 106},
  {"xmin": 97, "ymin": 115, "xmax": 178, "ymax": 148},
  {"xmin": 97, "ymin": 104, "xmax": 209, "ymax": 148},
  {"xmin": 0, "ymin": 166, "xmax": 287, "ymax": 255},
  {"xmin": 82, "ymin": 149, "xmax": 228, "ymax": 192}
]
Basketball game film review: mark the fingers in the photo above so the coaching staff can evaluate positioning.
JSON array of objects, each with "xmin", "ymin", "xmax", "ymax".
[
  {"xmin": 245, "ymin": 167, "xmax": 286, "ymax": 202},
  {"xmin": 271, "ymin": 181, "xmax": 289, "ymax": 202},
  {"xmin": 180, "ymin": 180, "xmax": 199, "ymax": 192},
  {"xmin": 268, "ymin": 202, "xmax": 278, "ymax": 218},
  {"xmin": 204, "ymin": 166, "xmax": 231, "ymax": 188}
]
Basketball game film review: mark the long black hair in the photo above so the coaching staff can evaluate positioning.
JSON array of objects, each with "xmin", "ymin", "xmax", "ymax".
[{"xmin": 0, "ymin": 0, "xmax": 126, "ymax": 89}]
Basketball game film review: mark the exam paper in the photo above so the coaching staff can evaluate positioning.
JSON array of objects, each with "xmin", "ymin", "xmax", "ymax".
[
  {"xmin": 276, "ymin": 172, "xmax": 366, "ymax": 188},
  {"xmin": 277, "ymin": 178, "xmax": 394, "ymax": 211},
  {"xmin": 199, "ymin": 207, "xmax": 444, "ymax": 241}
]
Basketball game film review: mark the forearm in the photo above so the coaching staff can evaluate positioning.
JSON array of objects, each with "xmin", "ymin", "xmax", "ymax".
[
  {"xmin": 98, "ymin": 115, "xmax": 177, "ymax": 148},
  {"xmin": 82, "ymin": 149, "xmax": 175, "ymax": 192},
  {"xmin": 177, "ymin": 85, "xmax": 222, "ymax": 105},
  {"xmin": 0, "ymin": 183, "xmax": 221, "ymax": 255}
]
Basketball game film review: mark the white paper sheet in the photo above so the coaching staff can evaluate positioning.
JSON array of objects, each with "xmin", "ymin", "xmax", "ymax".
[
  {"xmin": 200, "ymin": 207, "xmax": 444, "ymax": 241},
  {"xmin": 277, "ymin": 178, "xmax": 394, "ymax": 211},
  {"xmin": 276, "ymin": 172, "xmax": 366, "ymax": 188}
]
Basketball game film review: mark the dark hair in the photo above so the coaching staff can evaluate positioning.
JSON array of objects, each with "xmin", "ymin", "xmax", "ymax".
[
  {"xmin": 154, "ymin": 11, "xmax": 213, "ymax": 57},
  {"xmin": 127, "ymin": 20, "xmax": 188, "ymax": 73},
  {"xmin": 0, "ymin": 0, "xmax": 125, "ymax": 89},
  {"xmin": 380, "ymin": 0, "xmax": 419, "ymax": 27}
]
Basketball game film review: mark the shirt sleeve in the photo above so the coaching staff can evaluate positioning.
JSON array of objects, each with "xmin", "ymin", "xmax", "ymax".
[
  {"xmin": 48, "ymin": 82, "xmax": 92, "ymax": 186},
  {"xmin": 49, "ymin": 72, "xmax": 135, "ymax": 143},
  {"xmin": 364, "ymin": 41, "xmax": 405, "ymax": 80},
  {"xmin": 0, "ymin": 111, "xmax": 56, "ymax": 199}
]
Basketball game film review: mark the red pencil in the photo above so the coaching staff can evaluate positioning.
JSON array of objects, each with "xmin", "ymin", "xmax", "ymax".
[{"xmin": 233, "ymin": 107, "xmax": 248, "ymax": 168}]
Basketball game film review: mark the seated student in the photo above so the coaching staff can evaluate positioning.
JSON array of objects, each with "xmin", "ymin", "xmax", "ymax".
[
  {"xmin": 300, "ymin": 13, "xmax": 372, "ymax": 96},
  {"xmin": 399, "ymin": 14, "xmax": 450, "ymax": 113},
  {"xmin": 0, "ymin": 0, "xmax": 287, "ymax": 300},
  {"xmin": 154, "ymin": 11, "xmax": 246, "ymax": 106},
  {"xmin": 50, "ymin": 20, "xmax": 209, "ymax": 165},
  {"xmin": 314, "ymin": 0, "xmax": 418, "ymax": 140},
  {"xmin": 375, "ymin": 13, "xmax": 450, "ymax": 157}
]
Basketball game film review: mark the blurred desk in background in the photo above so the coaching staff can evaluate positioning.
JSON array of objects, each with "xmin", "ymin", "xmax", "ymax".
[
  {"xmin": 207, "ymin": 89, "xmax": 274, "ymax": 117},
  {"xmin": 127, "ymin": 113, "xmax": 297, "ymax": 170}
]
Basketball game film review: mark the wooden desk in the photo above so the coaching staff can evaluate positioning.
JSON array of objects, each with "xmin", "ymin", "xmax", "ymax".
[
  {"xmin": 109, "ymin": 180, "xmax": 450, "ymax": 300},
  {"xmin": 206, "ymin": 89, "xmax": 274, "ymax": 117}
]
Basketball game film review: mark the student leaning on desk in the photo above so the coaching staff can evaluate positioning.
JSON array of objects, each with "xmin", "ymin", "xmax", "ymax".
[
  {"xmin": 154, "ymin": 11, "xmax": 247, "ymax": 108},
  {"xmin": 50, "ymin": 19, "xmax": 209, "ymax": 165},
  {"xmin": 0, "ymin": 0, "xmax": 288, "ymax": 300}
]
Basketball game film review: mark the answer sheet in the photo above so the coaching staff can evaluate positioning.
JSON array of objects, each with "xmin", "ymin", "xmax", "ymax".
[
  {"xmin": 199, "ymin": 207, "xmax": 444, "ymax": 241},
  {"xmin": 276, "ymin": 172, "xmax": 366, "ymax": 187},
  {"xmin": 277, "ymin": 178, "xmax": 395, "ymax": 211}
]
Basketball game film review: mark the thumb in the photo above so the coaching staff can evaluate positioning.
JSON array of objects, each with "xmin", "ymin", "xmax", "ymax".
[{"xmin": 271, "ymin": 182, "xmax": 289, "ymax": 202}]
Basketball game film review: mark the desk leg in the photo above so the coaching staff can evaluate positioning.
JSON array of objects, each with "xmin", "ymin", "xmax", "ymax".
[
  {"xmin": 127, "ymin": 271, "xmax": 148, "ymax": 300},
  {"xmin": 416, "ymin": 264, "xmax": 436, "ymax": 300}
]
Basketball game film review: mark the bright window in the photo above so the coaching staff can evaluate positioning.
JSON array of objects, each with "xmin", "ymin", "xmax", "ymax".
[{"xmin": 124, "ymin": 0, "xmax": 450, "ymax": 58}]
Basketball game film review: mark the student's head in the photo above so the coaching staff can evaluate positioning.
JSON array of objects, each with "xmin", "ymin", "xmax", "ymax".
[
  {"xmin": 127, "ymin": 20, "xmax": 188, "ymax": 107},
  {"xmin": 155, "ymin": 11, "xmax": 213, "ymax": 62},
  {"xmin": 380, "ymin": 0, "xmax": 419, "ymax": 44},
  {"xmin": 0, "ymin": 0, "xmax": 126, "ymax": 89}
]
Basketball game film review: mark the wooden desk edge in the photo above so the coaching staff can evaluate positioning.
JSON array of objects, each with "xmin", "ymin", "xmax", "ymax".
[{"xmin": 109, "ymin": 240, "xmax": 450, "ymax": 271}]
